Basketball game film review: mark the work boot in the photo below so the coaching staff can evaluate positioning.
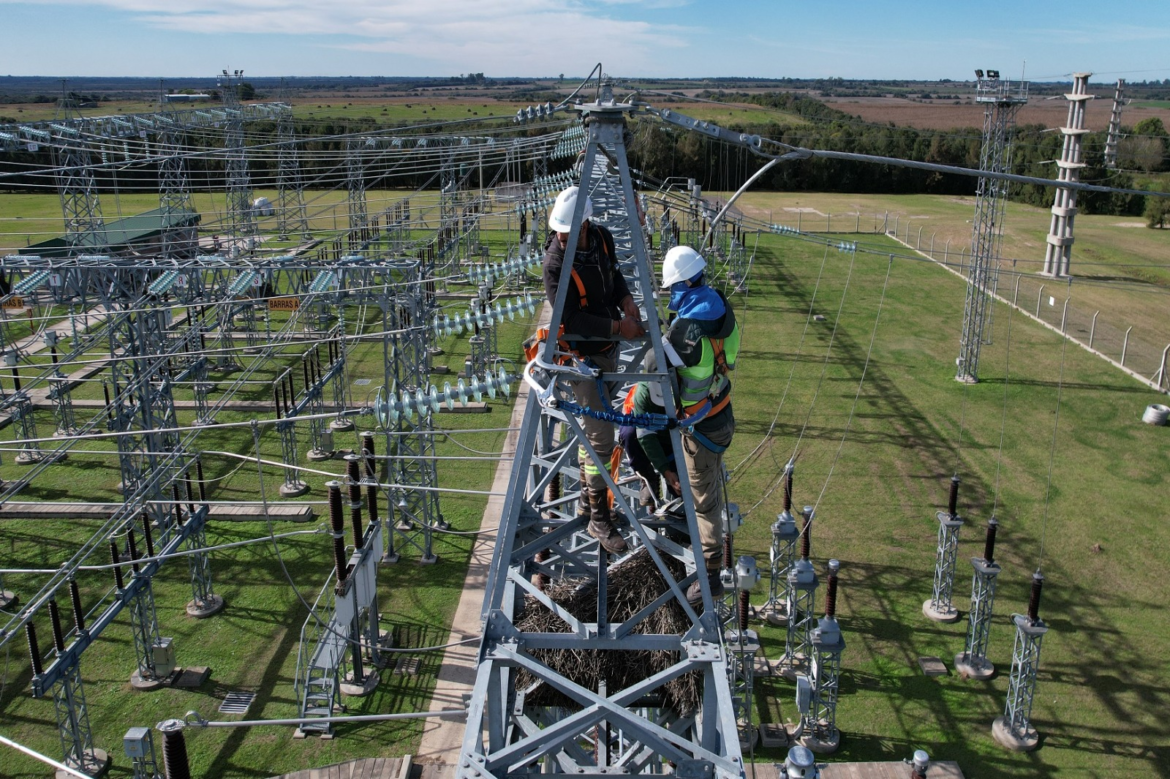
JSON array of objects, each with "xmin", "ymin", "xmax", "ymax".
[
  {"xmin": 586, "ymin": 490, "xmax": 628, "ymax": 555},
  {"xmin": 686, "ymin": 564, "xmax": 725, "ymax": 605}
]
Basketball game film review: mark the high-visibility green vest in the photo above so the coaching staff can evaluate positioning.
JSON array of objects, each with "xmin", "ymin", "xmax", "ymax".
[{"xmin": 677, "ymin": 322, "xmax": 740, "ymax": 411}]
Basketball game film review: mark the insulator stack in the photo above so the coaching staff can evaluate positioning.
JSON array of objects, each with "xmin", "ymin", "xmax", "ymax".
[
  {"xmin": 738, "ymin": 589, "xmax": 750, "ymax": 633},
  {"xmin": 159, "ymin": 722, "xmax": 192, "ymax": 779},
  {"xmin": 360, "ymin": 433, "xmax": 378, "ymax": 525},
  {"xmin": 49, "ymin": 599, "xmax": 66, "ymax": 652},
  {"xmin": 825, "ymin": 559, "xmax": 840, "ymax": 619},
  {"xmin": 69, "ymin": 579, "xmax": 85, "ymax": 633},
  {"xmin": 184, "ymin": 478, "xmax": 197, "ymax": 517},
  {"xmin": 722, "ymin": 535, "xmax": 733, "ymax": 570},
  {"xmin": 196, "ymin": 458, "xmax": 207, "ymax": 504},
  {"xmin": 110, "ymin": 539, "xmax": 125, "ymax": 589},
  {"xmin": 801, "ymin": 506, "xmax": 813, "ymax": 560},
  {"xmin": 172, "ymin": 484, "xmax": 184, "ymax": 526},
  {"xmin": 327, "ymin": 482, "xmax": 347, "ymax": 583},
  {"xmin": 26, "ymin": 622, "xmax": 43, "ymax": 675},
  {"xmin": 983, "ymin": 517, "xmax": 999, "ymax": 564},
  {"xmin": 142, "ymin": 514, "xmax": 155, "ymax": 558},
  {"xmin": 948, "ymin": 475, "xmax": 960, "ymax": 517},
  {"xmin": 782, "ymin": 462, "xmax": 794, "ymax": 513},
  {"xmin": 346, "ymin": 456, "xmax": 364, "ymax": 550},
  {"xmin": 1028, "ymin": 571, "xmax": 1043, "ymax": 624},
  {"xmin": 128, "ymin": 529, "xmax": 141, "ymax": 574}
]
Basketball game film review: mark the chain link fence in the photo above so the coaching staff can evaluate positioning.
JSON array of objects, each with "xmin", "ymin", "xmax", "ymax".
[{"xmin": 760, "ymin": 207, "xmax": 1170, "ymax": 394}]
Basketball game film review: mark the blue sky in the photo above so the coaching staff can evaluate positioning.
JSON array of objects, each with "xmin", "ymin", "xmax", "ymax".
[{"xmin": 2, "ymin": 0, "xmax": 1168, "ymax": 82}]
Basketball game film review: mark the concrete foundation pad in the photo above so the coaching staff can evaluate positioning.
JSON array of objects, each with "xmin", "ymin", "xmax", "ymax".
[
  {"xmin": 129, "ymin": 670, "xmax": 167, "ymax": 691},
  {"xmin": 800, "ymin": 729, "xmax": 841, "ymax": 754},
  {"xmin": 759, "ymin": 723, "xmax": 789, "ymax": 749},
  {"xmin": 992, "ymin": 716, "xmax": 1040, "ymax": 751},
  {"xmin": 279, "ymin": 482, "xmax": 310, "ymax": 498},
  {"xmin": 55, "ymin": 748, "xmax": 110, "ymax": 779},
  {"xmin": 186, "ymin": 594, "xmax": 226, "ymax": 618},
  {"xmin": 922, "ymin": 599, "xmax": 961, "ymax": 623},
  {"xmin": 340, "ymin": 670, "xmax": 380, "ymax": 697},
  {"xmin": 172, "ymin": 666, "xmax": 212, "ymax": 688},
  {"xmin": 918, "ymin": 656, "xmax": 948, "ymax": 677},
  {"xmin": 306, "ymin": 449, "xmax": 335, "ymax": 462},
  {"xmin": 418, "ymin": 554, "xmax": 439, "ymax": 565},
  {"xmin": 329, "ymin": 419, "xmax": 355, "ymax": 431},
  {"xmin": 954, "ymin": 652, "xmax": 995, "ymax": 680},
  {"xmin": 738, "ymin": 725, "xmax": 758, "ymax": 752},
  {"xmin": 15, "ymin": 451, "xmax": 44, "ymax": 465},
  {"xmin": 0, "ymin": 590, "xmax": 17, "ymax": 610}
]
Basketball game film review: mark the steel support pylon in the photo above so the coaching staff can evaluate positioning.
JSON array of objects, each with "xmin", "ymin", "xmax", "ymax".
[
  {"xmin": 457, "ymin": 87, "xmax": 745, "ymax": 779},
  {"xmin": 1103, "ymin": 79, "xmax": 1125, "ymax": 170},
  {"xmin": 993, "ymin": 573, "xmax": 1047, "ymax": 752},
  {"xmin": 956, "ymin": 73, "xmax": 1026, "ymax": 382}
]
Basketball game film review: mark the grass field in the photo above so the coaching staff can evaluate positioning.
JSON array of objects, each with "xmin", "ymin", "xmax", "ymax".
[
  {"xmin": 0, "ymin": 97, "xmax": 803, "ymax": 128},
  {"xmin": 0, "ymin": 197, "xmax": 1167, "ymax": 777}
]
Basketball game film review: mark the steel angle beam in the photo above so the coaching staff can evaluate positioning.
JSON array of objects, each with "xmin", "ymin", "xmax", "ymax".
[{"xmin": 458, "ymin": 85, "xmax": 744, "ymax": 779}]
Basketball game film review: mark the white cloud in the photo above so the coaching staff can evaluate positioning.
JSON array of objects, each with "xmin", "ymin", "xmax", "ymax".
[{"xmin": 2, "ymin": 0, "xmax": 694, "ymax": 74}]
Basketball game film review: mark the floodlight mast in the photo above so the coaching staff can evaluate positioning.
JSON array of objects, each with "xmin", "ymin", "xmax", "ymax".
[{"xmin": 458, "ymin": 84, "xmax": 745, "ymax": 779}]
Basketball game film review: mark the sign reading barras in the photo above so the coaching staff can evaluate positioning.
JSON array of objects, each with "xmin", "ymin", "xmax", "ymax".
[{"xmin": 268, "ymin": 297, "xmax": 300, "ymax": 311}]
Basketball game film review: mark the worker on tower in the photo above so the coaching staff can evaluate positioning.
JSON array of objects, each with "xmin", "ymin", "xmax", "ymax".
[
  {"xmin": 618, "ymin": 351, "xmax": 681, "ymax": 511},
  {"xmin": 660, "ymin": 245, "xmax": 740, "ymax": 603},
  {"xmin": 542, "ymin": 185, "xmax": 644, "ymax": 555}
]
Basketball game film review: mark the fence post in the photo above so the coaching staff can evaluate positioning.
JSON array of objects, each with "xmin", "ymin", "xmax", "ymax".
[
  {"xmin": 917, "ymin": 226, "xmax": 923, "ymax": 250},
  {"xmin": 930, "ymin": 232, "xmax": 935, "ymax": 257},
  {"xmin": 1089, "ymin": 311, "xmax": 1099, "ymax": 348},
  {"xmin": 1122, "ymin": 326, "xmax": 1133, "ymax": 367},
  {"xmin": 827, "ymin": 213, "xmax": 831, "ymax": 232},
  {"xmin": 894, "ymin": 214, "xmax": 900, "ymax": 236},
  {"xmin": 1013, "ymin": 276, "xmax": 1021, "ymax": 307},
  {"xmin": 798, "ymin": 211, "xmax": 802, "ymax": 232},
  {"xmin": 1156, "ymin": 344, "xmax": 1170, "ymax": 391},
  {"xmin": 1060, "ymin": 298, "xmax": 1069, "ymax": 333},
  {"xmin": 944, "ymin": 239, "xmax": 950, "ymax": 264},
  {"xmin": 1036, "ymin": 285, "xmax": 1045, "ymax": 318},
  {"xmin": 856, "ymin": 213, "xmax": 860, "ymax": 232}
]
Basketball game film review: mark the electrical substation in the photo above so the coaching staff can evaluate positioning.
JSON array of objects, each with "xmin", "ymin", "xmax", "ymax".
[{"xmin": 0, "ymin": 67, "xmax": 1168, "ymax": 779}]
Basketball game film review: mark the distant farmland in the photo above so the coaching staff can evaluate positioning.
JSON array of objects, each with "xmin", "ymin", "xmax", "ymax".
[{"xmin": 820, "ymin": 94, "xmax": 1170, "ymax": 130}]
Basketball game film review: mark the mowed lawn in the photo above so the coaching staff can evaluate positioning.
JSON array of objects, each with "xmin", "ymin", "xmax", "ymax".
[
  {"xmin": 0, "ymin": 197, "xmax": 1166, "ymax": 777},
  {"xmin": 721, "ymin": 232, "xmax": 1168, "ymax": 777}
]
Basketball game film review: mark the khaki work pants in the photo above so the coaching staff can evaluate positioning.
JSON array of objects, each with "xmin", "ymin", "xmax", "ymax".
[
  {"xmin": 681, "ymin": 432, "xmax": 725, "ymax": 562},
  {"xmin": 571, "ymin": 350, "xmax": 617, "ymax": 495}
]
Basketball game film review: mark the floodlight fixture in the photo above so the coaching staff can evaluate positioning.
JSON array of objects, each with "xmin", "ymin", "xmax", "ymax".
[
  {"xmin": 988, "ymin": 70, "xmax": 1000, "ymax": 79},
  {"xmin": 975, "ymin": 69, "xmax": 984, "ymax": 79}
]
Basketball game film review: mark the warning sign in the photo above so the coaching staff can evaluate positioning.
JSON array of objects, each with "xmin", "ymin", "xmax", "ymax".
[
  {"xmin": 268, "ymin": 297, "xmax": 300, "ymax": 311},
  {"xmin": 2, "ymin": 296, "xmax": 25, "ymax": 310}
]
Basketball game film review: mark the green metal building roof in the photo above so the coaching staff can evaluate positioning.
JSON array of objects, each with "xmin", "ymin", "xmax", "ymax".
[{"xmin": 19, "ymin": 207, "xmax": 201, "ymax": 258}]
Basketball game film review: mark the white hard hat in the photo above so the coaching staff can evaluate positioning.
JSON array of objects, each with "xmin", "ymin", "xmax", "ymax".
[
  {"xmin": 542, "ymin": 185, "xmax": 589, "ymax": 233},
  {"xmin": 548, "ymin": 186, "xmax": 593, "ymax": 233},
  {"xmin": 661, "ymin": 245, "xmax": 707, "ymax": 287}
]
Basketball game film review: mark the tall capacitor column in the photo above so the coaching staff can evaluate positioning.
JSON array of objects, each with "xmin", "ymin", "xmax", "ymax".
[{"xmin": 1042, "ymin": 73, "xmax": 1093, "ymax": 279}]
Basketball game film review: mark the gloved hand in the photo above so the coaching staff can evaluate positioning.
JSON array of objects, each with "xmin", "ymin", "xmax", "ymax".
[
  {"xmin": 616, "ymin": 316, "xmax": 645, "ymax": 339},
  {"xmin": 663, "ymin": 470, "xmax": 681, "ymax": 494}
]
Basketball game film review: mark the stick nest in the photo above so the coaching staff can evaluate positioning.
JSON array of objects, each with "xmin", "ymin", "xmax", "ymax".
[{"xmin": 513, "ymin": 548, "xmax": 701, "ymax": 716}]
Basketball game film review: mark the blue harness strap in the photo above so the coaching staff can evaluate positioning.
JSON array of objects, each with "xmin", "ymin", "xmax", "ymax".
[{"xmin": 688, "ymin": 429, "xmax": 728, "ymax": 454}]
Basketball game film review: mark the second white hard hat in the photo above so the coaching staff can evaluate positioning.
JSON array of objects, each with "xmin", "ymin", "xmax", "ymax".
[
  {"xmin": 661, "ymin": 245, "xmax": 707, "ymax": 287},
  {"xmin": 548, "ymin": 186, "xmax": 593, "ymax": 233}
]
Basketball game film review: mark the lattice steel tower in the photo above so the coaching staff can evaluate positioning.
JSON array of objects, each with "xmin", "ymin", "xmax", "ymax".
[
  {"xmin": 157, "ymin": 80, "xmax": 195, "ymax": 259},
  {"xmin": 1103, "ymin": 79, "xmax": 1125, "ymax": 170},
  {"xmin": 956, "ymin": 70, "xmax": 1027, "ymax": 383},
  {"xmin": 275, "ymin": 94, "xmax": 311, "ymax": 241},
  {"xmin": 1042, "ymin": 73, "xmax": 1092, "ymax": 279},
  {"xmin": 924, "ymin": 475, "xmax": 963, "ymax": 622},
  {"xmin": 218, "ymin": 69, "xmax": 257, "ymax": 254},
  {"xmin": 992, "ymin": 571, "xmax": 1048, "ymax": 752},
  {"xmin": 955, "ymin": 517, "xmax": 1000, "ymax": 679}
]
